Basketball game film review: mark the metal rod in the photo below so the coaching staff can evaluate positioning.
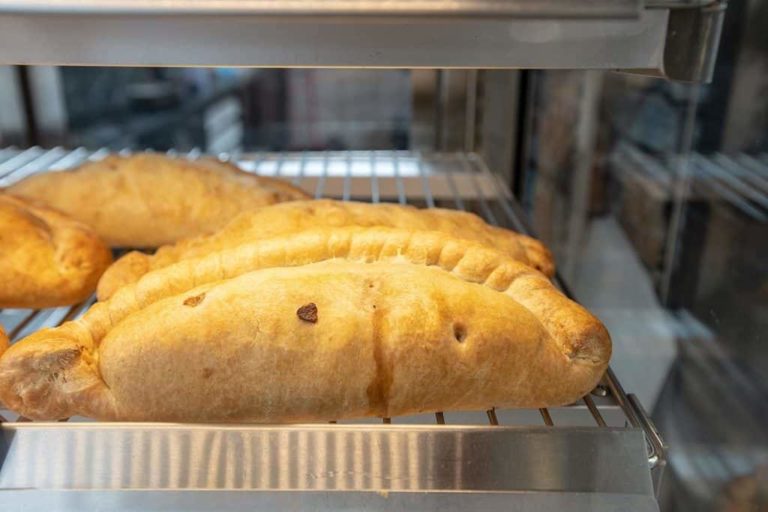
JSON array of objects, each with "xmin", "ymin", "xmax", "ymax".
[
  {"xmin": 716, "ymin": 154, "xmax": 768, "ymax": 193},
  {"xmin": 58, "ymin": 299, "xmax": 93, "ymax": 325},
  {"xmin": 293, "ymin": 150, "xmax": 308, "ymax": 187},
  {"xmin": 273, "ymin": 152, "xmax": 286, "ymax": 178},
  {"xmin": 486, "ymin": 409, "xmax": 499, "ymax": 425},
  {"xmin": 459, "ymin": 153, "xmax": 497, "ymax": 225},
  {"xmin": 314, "ymin": 151, "xmax": 329, "ymax": 199},
  {"xmin": 90, "ymin": 147, "xmax": 112, "ymax": 160},
  {"xmin": 416, "ymin": 153, "xmax": 435, "ymax": 208},
  {"xmin": 49, "ymin": 147, "xmax": 90, "ymax": 171},
  {"xmin": 741, "ymin": 153, "xmax": 768, "ymax": 178},
  {"xmin": 369, "ymin": 151, "xmax": 380, "ymax": 204},
  {"xmin": 692, "ymin": 156, "xmax": 767, "ymax": 221},
  {"xmin": 343, "ymin": 152, "xmax": 352, "ymax": 201},
  {"xmin": 8, "ymin": 310, "xmax": 41, "ymax": 340},
  {"xmin": 392, "ymin": 150, "xmax": 407, "ymax": 205},
  {"xmin": 603, "ymin": 369, "xmax": 640, "ymax": 428},
  {"xmin": 0, "ymin": 146, "xmax": 41, "ymax": 180},
  {"xmin": 697, "ymin": 154, "xmax": 768, "ymax": 209},
  {"xmin": 441, "ymin": 153, "xmax": 467, "ymax": 211},
  {"xmin": 247, "ymin": 151, "xmax": 266, "ymax": 176},
  {"xmin": 583, "ymin": 395, "xmax": 607, "ymax": 427},
  {"xmin": 539, "ymin": 408, "xmax": 554, "ymax": 426},
  {"xmin": 482, "ymin": 159, "xmax": 529, "ymax": 233},
  {"xmin": 0, "ymin": 146, "xmax": 66, "ymax": 184}
]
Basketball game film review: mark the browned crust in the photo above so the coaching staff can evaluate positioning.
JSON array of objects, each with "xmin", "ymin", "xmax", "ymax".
[
  {"xmin": 0, "ymin": 194, "xmax": 113, "ymax": 309},
  {"xmin": 6, "ymin": 154, "xmax": 310, "ymax": 248},
  {"xmin": 0, "ymin": 227, "xmax": 607, "ymax": 421},
  {"xmin": 189, "ymin": 157, "xmax": 309, "ymax": 202},
  {"xmin": 0, "ymin": 326, "xmax": 8, "ymax": 357},
  {"xmin": 98, "ymin": 199, "xmax": 555, "ymax": 300}
]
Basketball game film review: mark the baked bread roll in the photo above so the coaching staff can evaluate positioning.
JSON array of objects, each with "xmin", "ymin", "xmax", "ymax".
[
  {"xmin": 97, "ymin": 199, "xmax": 554, "ymax": 300},
  {"xmin": 0, "ymin": 228, "xmax": 609, "ymax": 422},
  {"xmin": 6, "ymin": 154, "xmax": 309, "ymax": 248},
  {"xmin": 0, "ymin": 194, "xmax": 112, "ymax": 309}
]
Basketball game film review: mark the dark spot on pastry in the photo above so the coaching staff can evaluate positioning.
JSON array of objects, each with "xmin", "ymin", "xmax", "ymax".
[
  {"xmin": 453, "ymin": 322, "xmax": 467, "ymax": 344},
  {"xmin": 56, "ymin": 348, "xmax": 80, "ymax": 367},
  {"xmin": 183, "ymin": 293, "xmax": 205, "ymax": 307},
  {"xmin": 297, "ymin": 303, "xmax": 318, "ymax": 323},
  {"xmin": 202, "ymin": 368, "xmax": 214, "ymax": 379}
]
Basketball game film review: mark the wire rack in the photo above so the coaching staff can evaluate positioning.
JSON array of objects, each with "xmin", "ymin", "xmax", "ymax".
[
  {"xmin": 614, "ymin": 143, "xmax": 768, "ymax": 223},
  {"xmin": 0, "ymin": 147, "xmax": 665, "ymax": 511}
]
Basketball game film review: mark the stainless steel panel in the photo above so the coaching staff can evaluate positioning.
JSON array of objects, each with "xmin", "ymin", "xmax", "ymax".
[
  {"xmin": 0, "ymin": 0, "xmax": 640, "ymax": 18},
  {"xmin": 0, "ymin": 490, "xmax": 660, "ymax": 512},
  {"xmin": 0, "ymin": 11, "xmax": 668, "ymax": 70},
  {"xmin": 0, "ymin": 424, "xmax": 653, "ymax": 494},
  {"xmin": 662, "ymin": 0, "xmax": 725, "ymax": 82}
]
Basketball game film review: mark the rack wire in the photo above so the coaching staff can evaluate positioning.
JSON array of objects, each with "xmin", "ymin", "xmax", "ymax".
[
  {"xmin": 613, "ymin": 142, "xmax": 768, "ymax": 223},
  {"xmin": 0, "ymin": 147, "xmax": 665, "ymax": 509}
]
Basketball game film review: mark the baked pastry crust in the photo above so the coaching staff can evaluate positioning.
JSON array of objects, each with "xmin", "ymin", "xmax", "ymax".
[
  {"xmin": 6, "ymin": 154, "xmax": 309, "ymax": 248},
  {"xmin": 0, "ymin": 326, "xmax": 8, "ymax": 357},
  {"xmin": 98, "ymin": 199, "xmax": 554, "ymax": 300},
  {"xmin": 0, "ymin": 228, "xmax": 608, "ymax": 422},
  {"xmin": 0, "ymin": 194, "xmax": 113, "ymax": 309}
]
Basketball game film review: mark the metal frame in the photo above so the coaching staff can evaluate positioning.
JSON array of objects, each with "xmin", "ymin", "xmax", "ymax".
[
  {"xmin": 0, "ymin": 1, "xmax": 725, "ymax": 82},
  {"xmin": 0, "ymin": 148, "xmax": 666, "ymax": 511},
  {"xmin": 0, "ymin": 0, "xmax": 643, "ymax": 17}
]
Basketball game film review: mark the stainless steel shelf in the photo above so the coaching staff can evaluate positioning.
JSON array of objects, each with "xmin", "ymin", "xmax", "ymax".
[
  {"xmin": 0, "ymin": 1, "xmax": 724, "ymax": 82},
  {"xmin": 0, "ymin": 148, "xmax": 664, "ymax": 511}
]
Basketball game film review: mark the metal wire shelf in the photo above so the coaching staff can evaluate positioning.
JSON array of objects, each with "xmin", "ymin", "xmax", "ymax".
[{"xmin": 0, "ymin": 147, "xmax": 665, "ymax": 511}]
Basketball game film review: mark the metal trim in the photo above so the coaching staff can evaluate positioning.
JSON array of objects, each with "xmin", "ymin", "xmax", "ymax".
[
  {"xmin": 0, "ymin": 10, "xmax": 668, "ymax": 70},
  {"xmin": 0, "ymin": 0, "xmax": 640, "ymax": 18}
]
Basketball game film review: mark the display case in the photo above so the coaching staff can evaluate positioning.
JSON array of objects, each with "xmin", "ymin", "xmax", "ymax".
[{"xmin": 1, "ymin": 1, "xmax": 761, "ymax": 511}]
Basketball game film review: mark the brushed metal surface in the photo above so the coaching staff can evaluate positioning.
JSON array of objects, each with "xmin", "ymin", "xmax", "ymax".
[
  {"xmin": 0, "ymin": 0, "xmax": 640, "ymax": 18},
  {"xmin": 0, "ymin": 424, "xmax": 653, "ymax": 494},
  {"xmin": 0, "ymin": 490, "xmax": 661, "ymax": 512},
  {"xmin": 0, "ymin": 10, "xmax": 668, "ymax": 69}
]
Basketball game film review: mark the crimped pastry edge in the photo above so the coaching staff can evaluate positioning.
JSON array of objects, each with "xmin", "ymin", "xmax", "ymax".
[{"xmin": 0, "ymin": 227, "xmax": 609, "ymax": 421}]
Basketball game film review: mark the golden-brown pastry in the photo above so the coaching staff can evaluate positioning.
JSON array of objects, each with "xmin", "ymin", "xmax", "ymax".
[
  {"xmin": 0, "ymin": 228, "xmax": 609, "ymax": 422},
  {"xmin": 6, "ymin": 154, "xmax": 309, "ymax": 248},
  {"xmin": 97, "ymin": 199, "xmax": 554, "ymax": 300},
  {"xmin": 0, "ymin": 194, "xmax": 112, "ymax": 309},
  {"xmin": 0, "ymin": 326, "xmax": 8, "ymax": 357}
]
